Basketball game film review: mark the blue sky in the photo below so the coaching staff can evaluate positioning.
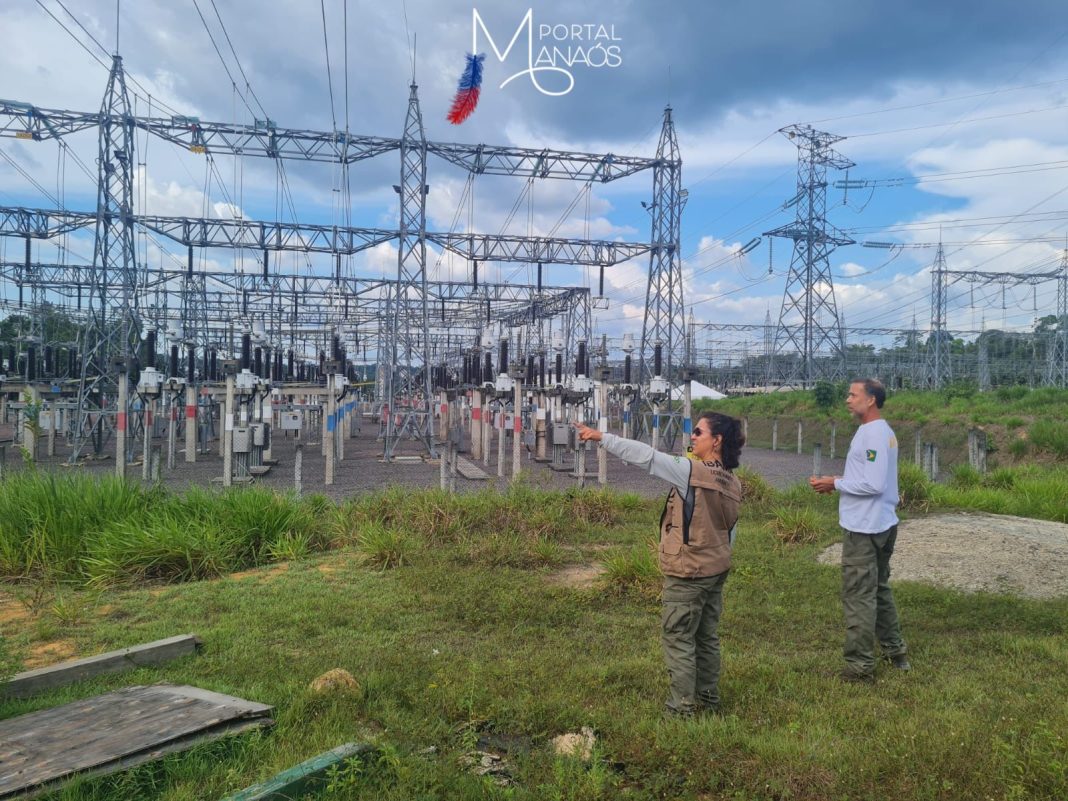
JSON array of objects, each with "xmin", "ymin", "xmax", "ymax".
[{"xmin": 1, "ymin": 0, "xmax": 1067, "ymax": 356}]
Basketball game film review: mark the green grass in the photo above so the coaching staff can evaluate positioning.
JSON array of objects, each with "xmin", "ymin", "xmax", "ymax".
[
  {"xmin": 1029, "ymin": 420, "xmax": 1068, "ymax": 459},
  {"xmin": 0, "ymin": 475, "xmax": 642, "ymax": 588},
  {"xmin": 930, "ymin": 464, "xmax": 1068, "ymax": 523},
  {"xmin": 0, "ymin": 474, "xmax": 336, "ymax": 586},
  {"xmin": 0, "ymin": 478, "xmax": 1066, "ymax": 800}
]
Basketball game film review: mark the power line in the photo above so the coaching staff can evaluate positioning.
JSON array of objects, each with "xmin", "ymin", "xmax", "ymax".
[
  {"xmin": 191, "ymin": 0, "xmax": 258, "ymax": 120},
  {"xmin": 844, "ymin": 210, "xmax": 1068, "ymax": 235},
  {"xmin": 208, "ymin": 0, "xmax": 269, "ymax": 120},
  {"xmin": 320, "ymin": 0, "xmax": 338, "ymax": 132},
  {"xmin": 34, "ymin": 0, "xmax": 110, "ymax": 72},
  {"xmin": 0, "ymin": 147, "xmax": 61, "ymax": 207},
  {"xmin": 845, "ymin": 101, "xmax": 1068, "ymax": 138},
  {"xmin": 803, "ymin": 76, "xmax": 1068, "ymax": 126},
  {"xmin": 841, "ymin": 159, "xmax": 1068, "ymax": 189},
  {"xmin": 51, "ymin": 0, "xmax": 111, "ymax": 58}
]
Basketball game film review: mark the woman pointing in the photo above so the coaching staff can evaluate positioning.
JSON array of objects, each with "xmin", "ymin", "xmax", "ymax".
[{"xmin": 574, "ymin": 412, "xmax": 745, "ymax": 717}]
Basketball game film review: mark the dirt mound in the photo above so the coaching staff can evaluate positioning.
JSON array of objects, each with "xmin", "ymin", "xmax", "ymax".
[
  {"xmin": 546, "ymin": 564, "xmax": 606, "ymax": 589},
  {"xmin": 818, "ymin": 512, "xmax": 1068, "ymax": 599}
]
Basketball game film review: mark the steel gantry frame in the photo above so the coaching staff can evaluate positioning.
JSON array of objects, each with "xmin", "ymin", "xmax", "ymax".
[
  {"xmin": 924, "ymin": 243, "xmax": 950, "ymax": 389},
  {"xmin": 925, "ymin": 244, "xmax": 1066, "ymax": 390},
  {"xmin": 764, "ymin": 125, "xmax": 854, "ymax": 388},
  {"xmin": 383, "ymin": 82, "xmax": 436, "ymax": 457},
  {"xmin": 0, "ymin": 257, "xmax": 591, "ymax": 358},
  {"xmin": 0, "ymin": 58, "xmax": 679, "ymax": 463}
]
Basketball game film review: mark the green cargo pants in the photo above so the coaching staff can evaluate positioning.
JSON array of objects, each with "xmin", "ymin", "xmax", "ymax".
[
  {"xmin": 841, "ymin": 526, "xmax": 907, "ymax": 676},
  {"xmin": 661, "ymin": 572, "xmax": 728, "ymax": 714}
]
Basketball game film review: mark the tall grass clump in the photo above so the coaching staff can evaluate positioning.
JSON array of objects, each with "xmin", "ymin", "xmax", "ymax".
[
  {"xmin": 0, "ymin": 475, "xmax": 336, "ymax": 587},
  {"xmin": 82, "ymin": 514, "xmax": 246, "ymax": 585},
  {"xmin": 736, "ymin": 465, "xmax": 775, "ymax": 506},
  {"xmin": 769, "ymin": 505, "xmax": 822, "ymax": 545},
  {"xmin": 949, "ymin": 464, "xmax": 981, "ymax": 488},
  {"xmin": 985, "ymin": 467, "xmax": 1017, "ymax": 490},
  {"xmin": 600, "ymin": 541, "xmax": 660, "ymax": 598},
  {"xmin": 897, "ymin": 462, "xmax": 931, "ymax": 512},
  {"xmin": 338, "ymin": 485, "xmax": 638, "ymax": 546},
  {"xmin": 74, "ymin": 487, "xmax": 336, "ymax": 587},
  {"xmin": 0, "ymin": 472, "xmax": 152, "ymax": 578},
  {"xmin": 1028, "ymin": 420, "xmax": 1068, "ymax": 459},
  {"xmin": 356, "ymin": 523, "xmax": 410, "ymax": 569},
  {"xmin": 931, "ymin": 465, "xmax": 1068, "ymax": 523},
  {"xmin": 211, "ymin": 487, "xmax": 331, "ymax": 561}
]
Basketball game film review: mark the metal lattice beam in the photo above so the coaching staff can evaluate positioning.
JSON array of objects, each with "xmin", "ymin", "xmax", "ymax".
[{"xmin": 0, "ymin": 207, "xmax": 651, "ymax": 266}]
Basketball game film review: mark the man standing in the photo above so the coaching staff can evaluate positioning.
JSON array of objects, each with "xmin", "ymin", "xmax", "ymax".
[{"xmin": 810, "ymin": 379, "xmax": 909, "ymax": 682}]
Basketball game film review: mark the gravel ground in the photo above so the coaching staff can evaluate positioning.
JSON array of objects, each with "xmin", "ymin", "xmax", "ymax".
[
  {"xmin": 817, "ymin": 512, "xmax": 1068, "ymax": 599},
  {"xmin": 6, "ymin": 421, "xmax": 841, "ymax": 499}
]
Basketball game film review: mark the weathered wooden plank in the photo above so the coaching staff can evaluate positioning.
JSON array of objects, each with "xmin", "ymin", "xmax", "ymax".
[
  {"xmin": 12, "ymin": 717, "xmax": 272, "ymax": 801},
  {"xmin": 3, "ymin": 635, "xmax": 202, "ymax": 699},
  {"xmin": 0, "ymin": 684, "xmax": 273, "ymax": 800},
  {"xmin": 221, "ymin": 743, "xmax": 374, "ymax": 801}
]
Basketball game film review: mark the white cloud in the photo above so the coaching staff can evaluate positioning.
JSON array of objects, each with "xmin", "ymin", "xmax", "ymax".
[{"xmin": 4, "ymin": 0, "xmax": 1068, "ymax": 364}]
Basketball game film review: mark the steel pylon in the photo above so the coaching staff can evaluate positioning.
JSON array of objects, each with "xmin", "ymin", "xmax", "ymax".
[
  {"xmin": 924, "ymin": 243, "xmax": 951, "ymax": 389},
  {"xmin": 383, "ymin": 83, "xmax": 434, "ymax": 460},
  {"xmin": 70, "ymin": 55, "xmax": 140, "ymax": 468},
  {"xmin": 765, "ymin": 125, "xmax": 853, "ymax": 388},
  {"xmin": 639, "ymin": 105, "xmax": 685, "ymax": 384}
]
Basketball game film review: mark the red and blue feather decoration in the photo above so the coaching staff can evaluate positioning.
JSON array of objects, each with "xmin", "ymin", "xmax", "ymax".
[{"xmin": 447, "ymin": 53, "xmax": 486, "ymax": 125}]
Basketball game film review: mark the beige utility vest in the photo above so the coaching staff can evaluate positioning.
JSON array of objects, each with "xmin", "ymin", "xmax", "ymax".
[{"xmin": 658, "ymin": 461, "xmax": 742, "ymax": 578}]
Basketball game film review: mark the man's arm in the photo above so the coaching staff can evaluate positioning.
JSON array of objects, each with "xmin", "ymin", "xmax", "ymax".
[{"xmin": 834, "ymin": 430, "xmax": 890, "ymax": 496}]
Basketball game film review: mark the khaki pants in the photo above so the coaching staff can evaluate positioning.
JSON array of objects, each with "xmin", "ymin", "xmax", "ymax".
[
  {"xmin": 661, "ymin": 572, "xmax": 728, "ymax": 713},
  {"xmin": 841, "ymin": 526, "xmax": 907, "ymax": 676}
]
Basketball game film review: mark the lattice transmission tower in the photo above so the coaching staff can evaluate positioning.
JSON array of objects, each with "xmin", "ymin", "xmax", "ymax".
[
  {"xmin": 639, "ymin": 106, "xmax": 686, "ymax": 387},
  {"xmin": 75, "ymin": 55, "xmax": 140, "ymax": 469},
  {"xmin": 764, "ymin": 125, "xmax": 854, "ymax": 388},
  {"xmin": 383, "ymin": 83, "xmax": 434, "ymax": 460},
  {"xmin": 925, "ymin": 243, "xmax": 950, "ymax": 389},
  {"xmin": 1047, "ymin": 248, "xmax": 1068, "ymax": 388}
]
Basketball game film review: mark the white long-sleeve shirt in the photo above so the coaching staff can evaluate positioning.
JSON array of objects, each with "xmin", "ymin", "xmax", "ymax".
[
  {"xmin": 600, "ymin": 433, "xmax": 692, "ymax": 493},
  {"xmin": 835, "ymin": 418, "xmax": 899, "ymax": 534}
]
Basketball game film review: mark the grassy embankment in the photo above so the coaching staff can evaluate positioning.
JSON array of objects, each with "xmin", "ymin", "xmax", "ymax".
[
  {"xmin": 1, "ymin": 466, "xmax": 1066, "ymax": 801},
  {"xmin": 696, "ymin": 385, "xmax": 1068, "ymax": 467}
]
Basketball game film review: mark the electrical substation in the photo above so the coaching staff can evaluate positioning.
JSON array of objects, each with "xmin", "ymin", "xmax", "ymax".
[
  {"xmin": 1, "ymin": 48, "xmax": 1066, "ymax": 495},
  {"xmin": 3, "ymin": 6, "xmax": 1068, "ymax": 800}
]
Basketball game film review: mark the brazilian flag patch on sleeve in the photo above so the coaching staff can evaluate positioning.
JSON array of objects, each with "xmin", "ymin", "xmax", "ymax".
[{"xmin": 866, "ymin": 449, "xmax": 877, "ymax": 462}]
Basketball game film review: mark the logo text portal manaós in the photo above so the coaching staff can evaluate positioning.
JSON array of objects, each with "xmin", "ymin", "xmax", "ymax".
[{"xmin": 447, "ymin": 8, "xmax": 622, "ymax": 124}]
